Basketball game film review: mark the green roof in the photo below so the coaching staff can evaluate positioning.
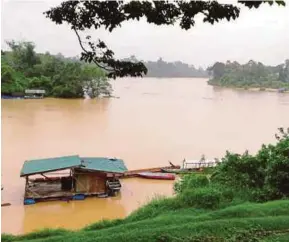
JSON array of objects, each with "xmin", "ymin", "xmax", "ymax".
[
  {"xmin": 20, "ymin": 155, "xmax": 82, "ymax": 177},
  {"xmin": 20, "ymin": 156, "xmax": 127, "ymax": 177},
  {"xmin": 80, "ymin": 157, "xmax": 128, "ymax": 173}
]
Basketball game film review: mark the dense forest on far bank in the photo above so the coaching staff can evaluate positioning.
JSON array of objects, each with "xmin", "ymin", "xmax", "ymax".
[
  {"xmin": 123, "ymin": 56, "xmax": 208, "ymax": 78},
  {"xmin": 208, "ymin": 60, "xmax": 289, "ymax": 90},
  {"xmin": 1, "ymin": 40, "xmax": 112, "ymax": 98}
]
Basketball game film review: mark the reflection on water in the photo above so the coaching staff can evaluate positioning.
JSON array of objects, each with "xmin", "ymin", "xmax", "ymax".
[{"xmin": 2, "ymin": 78, "xmax": 289, "ymax": 234}]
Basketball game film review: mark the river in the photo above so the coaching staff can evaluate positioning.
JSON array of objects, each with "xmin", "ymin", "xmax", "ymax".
[{"xmin": 2, "ymin": 78, "xmax": 289, "ymax": 234}]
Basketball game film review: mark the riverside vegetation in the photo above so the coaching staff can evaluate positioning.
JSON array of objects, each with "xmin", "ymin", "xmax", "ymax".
[
  {"xmin": 1, "ymin": 40, "xmax": 112, "ymax": 98},
  {"xmin": 208, "ymin": 60, "xmax": 289, "ymax": 90},
  {"xmin": 2, "ymin": 128, "xmax": 289, "ymax": 242}
]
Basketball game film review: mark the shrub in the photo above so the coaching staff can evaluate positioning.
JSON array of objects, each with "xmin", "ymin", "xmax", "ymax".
[
  {"xmin": 180, "ymin": 187, "xmax": 222, "ymax": 209},
  {"xmin": 211, "ymin": 128, "xmax": 289, "ymax": 202},
  {"xmin": 174, "ymin": 174, "xmax": 209, "ymax": 194}
]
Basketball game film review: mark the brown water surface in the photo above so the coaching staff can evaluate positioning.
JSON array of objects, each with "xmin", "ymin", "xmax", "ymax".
[{"xmin": 2, "ymin": 78, "xmax": 289, "ymax": 234}]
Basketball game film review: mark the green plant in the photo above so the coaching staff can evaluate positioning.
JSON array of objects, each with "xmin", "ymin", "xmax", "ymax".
[
  {"xmin": 174, "ymin": 174, "xmax": 209, "ymax": 194},
  {"xmin": 180, "ymin": 186, "xmax": 222, "ymax": 209}
]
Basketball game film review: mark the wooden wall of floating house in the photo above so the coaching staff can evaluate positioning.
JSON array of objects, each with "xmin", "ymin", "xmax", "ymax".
[{"xmin": 74, "ymin": 173, "xmax": 106, "ymax": 193}]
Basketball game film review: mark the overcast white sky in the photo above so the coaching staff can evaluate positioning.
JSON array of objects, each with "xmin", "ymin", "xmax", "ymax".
[{"xmin": 1, "ymin": 0, "xmax": 289, "ymax": 68}]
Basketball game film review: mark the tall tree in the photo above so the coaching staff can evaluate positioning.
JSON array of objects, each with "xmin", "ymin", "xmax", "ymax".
[
  {"xmin": 45, "ymin": 1, "xmax": 285, "ymax": 79},
  {"xmin": 6, "ymin": 40, "xmax": 40, "ymax": 72}
]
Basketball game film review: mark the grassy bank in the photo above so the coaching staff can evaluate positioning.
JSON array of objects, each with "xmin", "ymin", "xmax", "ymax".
[{"xmin": 2, "ymin": 200, "xmax": 289, "ymax": 242}]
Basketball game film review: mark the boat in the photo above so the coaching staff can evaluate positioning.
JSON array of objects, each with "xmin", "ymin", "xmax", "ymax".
[
  {"xmin": 137, "ymin": 172, "xmax": 175, "ymax": 180},
  {"xmin": 161, "ymin": 168, "xmax": 199, "ymax": 174}
]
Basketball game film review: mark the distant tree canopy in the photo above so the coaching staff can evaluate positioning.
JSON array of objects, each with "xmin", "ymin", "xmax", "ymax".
[
  {"xmin": 123, "ymin": 56, "xmax": 208, "ymax": 78},
  {"xmin": 207, "ymin": 59, "xmax": 289, "ymax": 90},
  {"xmin": 1, "ymin": 40, "xmax": 112, "ymax": 98},
  {"xmin": 45, "ymin": 1, "xmax": 285, "ymax": 79}
]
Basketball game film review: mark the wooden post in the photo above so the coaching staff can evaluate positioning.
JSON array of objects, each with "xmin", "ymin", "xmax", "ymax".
[
  {"xmin": 182, "ymin": 159, "xmax": 186, "ymax": 169},
  {"xmin": 25, "ymin": 176, "xmax": 28, "ymax": 197},
  {"xmin": 71, "ymin": 168, "xmax": 74, "ymax": 192}
]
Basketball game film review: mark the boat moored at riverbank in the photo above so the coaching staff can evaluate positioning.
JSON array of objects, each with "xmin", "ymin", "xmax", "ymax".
[{"xmin": 137, "ymin": 172, "xmax": 175, "ymax": 180}]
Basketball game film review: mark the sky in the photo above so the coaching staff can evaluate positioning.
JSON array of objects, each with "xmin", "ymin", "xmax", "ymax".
[{"xmin": 1, "ymin": 0, "xmax": 289, "ymax": 68}]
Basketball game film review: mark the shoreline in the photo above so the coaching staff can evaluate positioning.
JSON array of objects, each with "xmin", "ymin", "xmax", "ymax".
[
  {"xmin": 1, "ymin": 95, "xmax": 120, "ymax": 100},
  {"xmin": 208, "ymin": 83, "xmax": 289, "ymax": 93}
]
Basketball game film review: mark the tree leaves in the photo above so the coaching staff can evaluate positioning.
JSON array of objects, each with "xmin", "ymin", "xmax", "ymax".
[
  {"xmin": 211, "ymin": 128, "xmax": 289, "ymax": 201},
  {"xmin": 1, "ymin": 40, "xmax": 111, "ymax": 98}
]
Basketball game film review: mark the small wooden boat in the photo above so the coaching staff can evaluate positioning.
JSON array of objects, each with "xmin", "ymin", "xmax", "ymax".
[
  {"xmin": 137, "ymin": 172, "xmax": 175, "ymax": 180},
  {"xmin": 1, "ymin": 203, "xmax": 11, "ymax": 207}
]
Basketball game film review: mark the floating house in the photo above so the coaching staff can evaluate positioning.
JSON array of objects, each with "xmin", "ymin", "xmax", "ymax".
[
  {"xmin": 20, "ymin": 155, "xmax": 128, "ymax": 205},
  {"xmin": 24, "ymin": 89, "xmax": 46, "ymax": 99}
]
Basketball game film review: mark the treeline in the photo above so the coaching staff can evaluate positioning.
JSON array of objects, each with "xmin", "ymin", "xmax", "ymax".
[
  {"xmin": 207, "ymin": 59, "xmax": 289, "ymax": 90},
  {"xmin": 1, "ymin": 40, "xmax": 112, "ymax": 98},
  {"xmin": 123, "ymin": 56, "xmax": 208, "ymax": 78}
]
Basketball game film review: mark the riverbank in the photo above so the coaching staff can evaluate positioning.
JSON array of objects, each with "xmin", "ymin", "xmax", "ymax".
[
  {"xmin": 1, "ymin": 95, "xmax": 119, "ymax": 100},
  {"xmin": 2, "ymin": 199, "xmax": 289, "ymax": 242},
  {"xmin": 208, "ymin": 82, "xmax": 289, "ymax": 93}
]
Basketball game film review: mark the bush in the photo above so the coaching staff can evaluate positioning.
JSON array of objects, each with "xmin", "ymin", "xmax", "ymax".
[
  {"xmin": 174, "ymin": 174, "xmax": 209, "ymax": 194},
  {"xmin": 211, "ymin": 128, "xmax": 289, "ymax": 202},
  {"xmin": 180, "ymin": 187, "xmax": 222, "ymax": 209}
]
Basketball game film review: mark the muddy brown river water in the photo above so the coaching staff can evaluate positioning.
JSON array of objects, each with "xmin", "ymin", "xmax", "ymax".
[{"xmin": 2, "ymin": 78, "xmax": 289, "ymax": 234}]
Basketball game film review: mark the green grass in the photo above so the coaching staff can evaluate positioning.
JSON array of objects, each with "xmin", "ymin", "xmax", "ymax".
[
  {"xmin": 263, "ymin": 233, "xmax": 289, "ymax": 242},
  {"xmin": 3, "ymin": 200, "xmax": 289, "ymax": 242},
  {"xmin": 1, "ymin": 229, "xmax": 71, "ymax": 242}
]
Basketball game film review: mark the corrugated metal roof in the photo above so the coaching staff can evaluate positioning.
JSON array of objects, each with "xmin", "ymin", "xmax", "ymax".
[
  {"xmin": 20, "ymin": 155, "xmax": 82, "ymax": 177},
  {"xmin": 80, "ymin": 157, "xmax": 128, "ymax": 173}
]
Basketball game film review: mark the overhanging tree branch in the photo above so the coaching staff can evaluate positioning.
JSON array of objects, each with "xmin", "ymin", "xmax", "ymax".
[{"xmin": 73, "ymin": 27, "xmax": 113, "ymax": 72}]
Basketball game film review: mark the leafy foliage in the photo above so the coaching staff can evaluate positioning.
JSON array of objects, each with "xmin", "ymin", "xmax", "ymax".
[
  {"xmin": 174, "ymin": 174, "xmax": 209, "ymax": 194},
  {"xmin": 211, "ymin": 128, "xmax": 289, "ymax": 201},
  {"xmin": 172, "ymin": 128, "xmax": 289, "ymax": 207},
  {"xmin": 180, "ymin": 186, "xmax": 223, "ymax": 209},
  {"xmin": 1, "ymin": 40, "xmax": 112, "ymax": 98},
  {"xmin": 208, "ymin": 60, "xmax": 289, "ymax": 90},
  {"xmin": 45, "ymin": 1, "xmax": 285, "ymax": 78}
]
